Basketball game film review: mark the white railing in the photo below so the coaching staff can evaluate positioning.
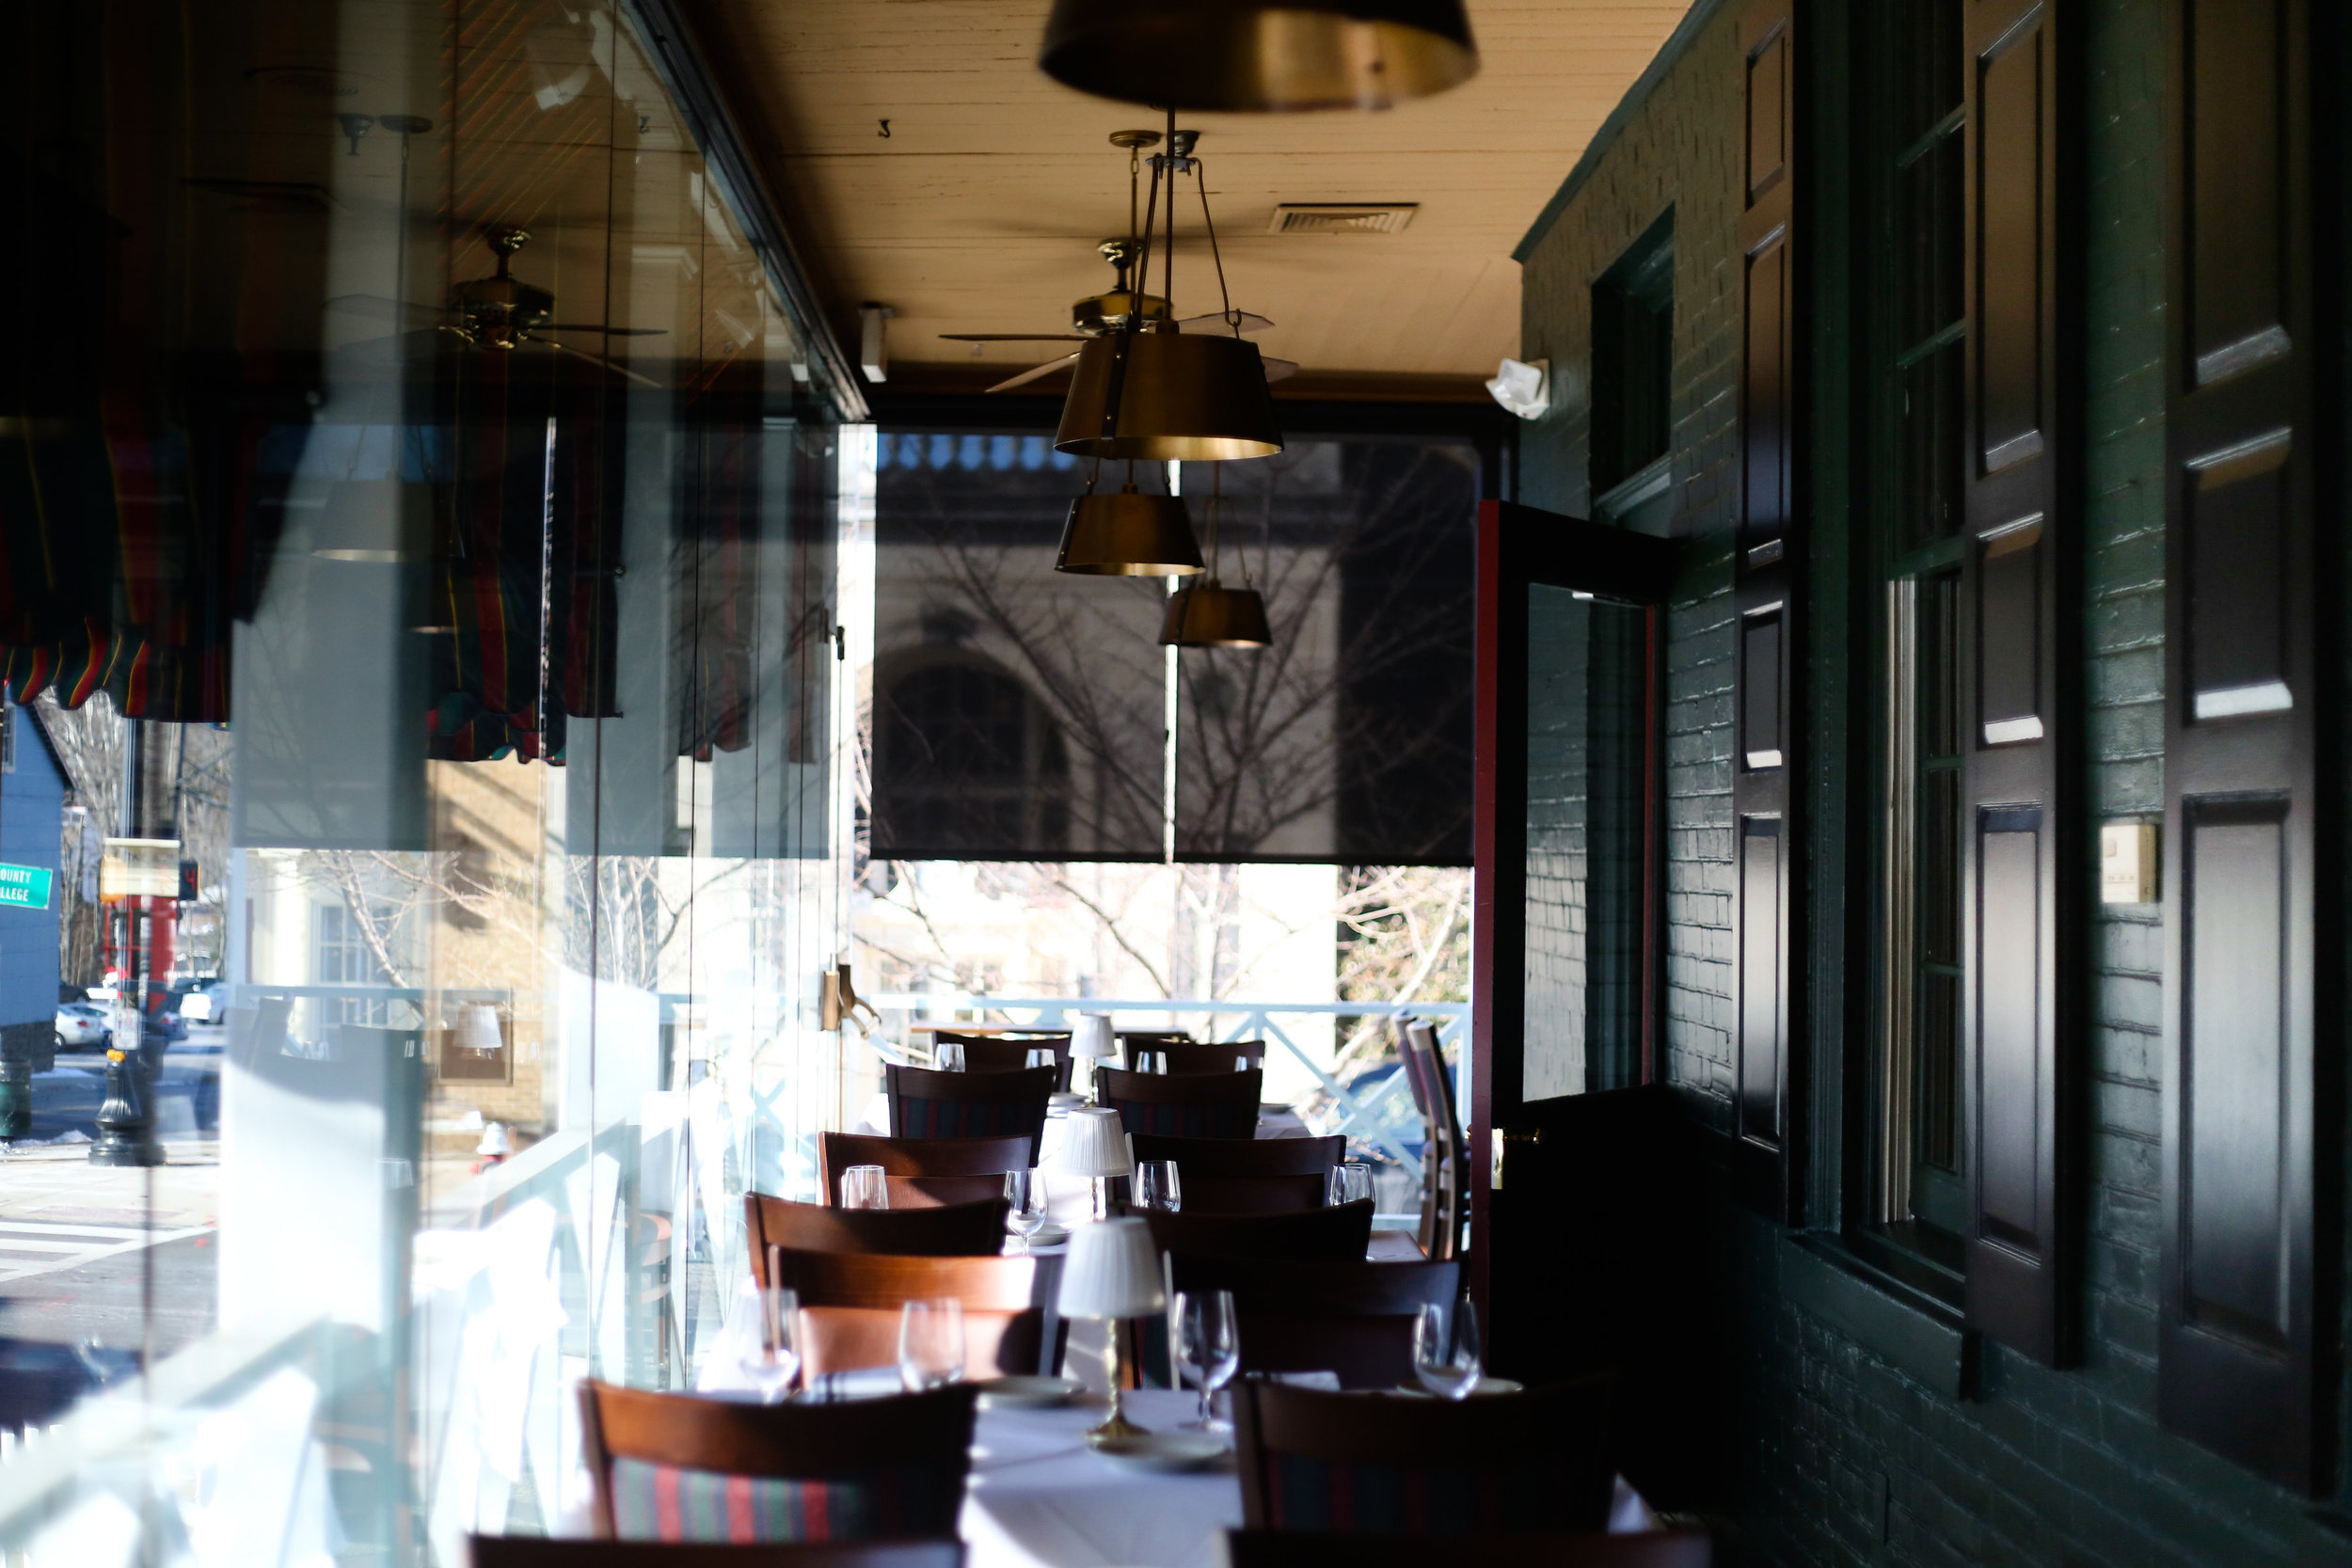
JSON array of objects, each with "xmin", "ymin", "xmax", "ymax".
[{"xmin": 868, "ymin": 994, "xmax": 1467, "ymax": 1182}]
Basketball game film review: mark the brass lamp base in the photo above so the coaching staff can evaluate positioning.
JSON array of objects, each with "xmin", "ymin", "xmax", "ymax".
[{"xmin": 1084, "ymin": 1388, "xmax": 1149, "ymax": 1446}]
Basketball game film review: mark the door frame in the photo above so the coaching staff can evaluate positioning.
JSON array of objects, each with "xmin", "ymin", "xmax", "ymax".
[{"xmin": 1469, "ymin": 499, "xmax": 1677, "ymax": 1306}]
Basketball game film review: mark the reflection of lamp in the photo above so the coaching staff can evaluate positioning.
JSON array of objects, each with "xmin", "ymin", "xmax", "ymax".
[
  {"xmin": 457, "ymin": 1004, "xmax": 503, "ymax": 1055},
  {"xmin": 1061, "ymin": 1105, "xmax": 1133, "ymax": 1221},
  {"xmin": 1071, "ymin": 1014, "xmax": 1118, "ymax": 1103},
  {"xmin": 1057, "ymin": 1216, "xmax": 1167, "ymax": 1443},
  {"xmin": 1040, "ymin": 0, "xmax": 1479, "ymax": 112}
]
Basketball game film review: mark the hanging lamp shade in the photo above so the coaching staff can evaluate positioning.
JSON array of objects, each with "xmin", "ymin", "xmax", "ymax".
[
  {"xmin": 1039, "ymin": 0, "xmax": 1478, "ymax": 112},
  {"xmin": 1161, "ymin": 578, "xmax": 1272, "ymax": 647},
  {"xmin": 1057, "ymin": 483, "xmax": 1206, "ymax": 577},
  {"xmin": 1055, "ymin": 330, "xmax": 1283, "ymax": 462}
]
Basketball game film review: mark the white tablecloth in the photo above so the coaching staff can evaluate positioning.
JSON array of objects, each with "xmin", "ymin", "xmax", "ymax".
[{"xmin": 962, "ymin": 1389, "xmax": 1235, "ymax": 1568}]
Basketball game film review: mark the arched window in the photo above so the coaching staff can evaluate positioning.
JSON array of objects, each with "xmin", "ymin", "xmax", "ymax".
[{"xmin": 873, "ymin": 657, "xmax": 1069, "ymax": 857}]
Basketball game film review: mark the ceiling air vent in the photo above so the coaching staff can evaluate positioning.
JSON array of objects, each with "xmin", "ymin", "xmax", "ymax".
[{"xmin": 1268, "ymin": 203, "xmax": 1419, "ymax": 235}]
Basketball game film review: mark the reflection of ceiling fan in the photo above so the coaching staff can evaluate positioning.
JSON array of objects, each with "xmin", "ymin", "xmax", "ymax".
[
  {"xmin": 939, "ymin": 130, "xmax": 1295, "ymax": 394},
  {"xmin": 329, "ymin": 226, "xmax": 664, "ymax": 386}
]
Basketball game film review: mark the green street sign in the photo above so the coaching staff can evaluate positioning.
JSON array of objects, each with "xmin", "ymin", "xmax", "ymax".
[{"xmin": 0, "ymin": 863, "xmax": 53, "ymax": 911}]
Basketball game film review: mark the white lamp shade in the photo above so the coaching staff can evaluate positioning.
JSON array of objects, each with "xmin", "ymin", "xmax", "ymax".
[
  {"xmin": 457, "ymin": 1004, "xmax": 503, "ymax": 1053},
  {"xmin": 1070, "ymin": 1013, "xmax": 1117, "ymax": 1060},
  {"xmin": 1057, "ymin": 1216, "xmax": 1166, "ymax": 1321},
  {"xmin": 1060, "ymin": 1106, "xmax": 1134, "ymax": 1177}
]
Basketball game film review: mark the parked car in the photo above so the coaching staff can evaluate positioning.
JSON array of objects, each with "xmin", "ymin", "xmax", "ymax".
[
  {"xmin": 169, "ymin": 976, "xmax": 224, "ymax": 1022},
  {"xmin": 54, "ymin": 1003, "xmax": 110, "ymax": 1051}
]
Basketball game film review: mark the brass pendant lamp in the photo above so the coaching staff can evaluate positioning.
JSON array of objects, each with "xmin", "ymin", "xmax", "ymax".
[
  {"xmin": 1057, "ymin": 467, "xmax": 1205, "ymax": 578},
  {"xmin": 1161, "ymin": 467, "xmax": 1271, "ymax": 647},
  {"xmin": 1040, "ymin": 0, "xmax": 1478, "ymax": 113},
  {"xmin": 1055, "ymin": 118, "xmax": 1282, "ymax": 464}
]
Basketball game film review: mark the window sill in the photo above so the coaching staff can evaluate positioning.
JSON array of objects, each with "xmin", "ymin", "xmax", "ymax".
[{"xmin": 1779, "ymin": 1233, "xmax": 1979, "ymax": 1401}]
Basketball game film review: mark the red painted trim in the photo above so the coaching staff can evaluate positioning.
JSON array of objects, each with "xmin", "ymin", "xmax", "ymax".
[{"xmin": 1468, "ymin": 499, "xmax": 1502, "ymax": 1310}]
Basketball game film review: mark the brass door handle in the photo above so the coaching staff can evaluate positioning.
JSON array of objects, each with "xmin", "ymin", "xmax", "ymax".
[{"xmin": 1489, "ymin": 1126, "xmax": 1543, "ymax": 1188}]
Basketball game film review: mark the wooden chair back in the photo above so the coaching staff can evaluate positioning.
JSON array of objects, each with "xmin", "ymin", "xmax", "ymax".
[
  {"xmin": 1167, "ymin": 1257, "xmax": 1458, "ymax": 1389},
  {"xmin": 1232, "ymin": 1375, "xmax": 1619, "ymax": 1534},
  {"xmin": 818, "ymin": 1132, "xmax": 1031, "ymax": 1211},
  {"xmin": 1403, "ymin": 1022, "xmax": 1467, "ymax": 1261},
  {"xmin": 1393, "ymin": 1020, "xmax": 1442, "ymax": 1257},
  {"xmin": 765, "ymin": 1246, "xmax": 1052, "ymax": 1380},
  {"xmin": 745, "ymin": 1194, "xmax": 1008, "ymax": 1271},
  {"xmin": 1129, "ymin": 1132, "xmax": 1341, "ymax": 1212},
  {"xmin": 470, "ymin": 1538, "xmax": 968, "ymax": 1568},
  {"xmin": 932, "ymin": 1030, "xmax": 1072, "ymax": 1091},
  {"xmin": 577, "ymin": 1380, "xmax": 976, "ymax": 1543},
  {"xmin": 1121, "ymin": 1038, "xmax": 1267, "ymax": 1074},
  {"xmin": 1222, "ymin": 1533, "xmax": 1707, "ymax": 1568},
  {"xmin": 1098, "ymin": 1066, "xmax": 1263, "ymax": 1140},
  {"xmin": 883, "ymin": 1064, "xmax": 1053, "ymax": 1164},
  {"xmin": 1144, "ymin": 1200, "xmax": 1372, "ymax": 1262}
]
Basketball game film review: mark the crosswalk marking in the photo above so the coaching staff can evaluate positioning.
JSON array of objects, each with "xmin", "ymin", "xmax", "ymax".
[{"xmin": 0, "ymin": 1218, "xmax": 215, "ymax": 1285}]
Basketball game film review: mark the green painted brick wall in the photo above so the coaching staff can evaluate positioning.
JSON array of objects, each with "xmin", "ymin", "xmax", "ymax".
[{"xmin": 1515, "ymin": 0, "xmax": 2352, "ymax": 1561}]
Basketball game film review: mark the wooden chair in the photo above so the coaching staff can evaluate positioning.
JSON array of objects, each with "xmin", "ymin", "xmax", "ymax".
[
  {"xmin": 1222, "ymin": 1533, "xmax": 1707, "ymax": 1568},
  {"xmin": 765, "ymin": 1246, "xmax": 1057, "ymax": 1380},
  {"xmin": 577, "ymin": 1380, "xmax": 976, "ymax": 1544},
  {"xmin": 1130, "ymin": 1132, "xmax": 1342, "ymax": 1214},
  {"xmin": 1098, "ymin": 1066, "xmax": 1263, "ymax": 1140},
  {"xmin": 932, "ymin": 1030, "xmax": 1072, "ymax": 1092},
  {"xmin": 1166, "ymin": 1257, "xmax": 1457, "ymax": 1388},
  {"xmin": 1121, "ymin": 1038, "xmax": 1267, "ymax": 1074},
  {"xmin": 470, "ymin": 1539, "xmax": 966, "ymax": 1568},
  {"xmin": 1232, "ymin": 1375, "xmax": 1620, "ymax": 1534},
  {"xmin": 884, "ymin": 1064, "xmax": 1053, "ymax": 1164},
  {"xmin": 818, "ymin": 1132, "xmax": 1031, "ymax": 1210},
  {"xmin": 745, "ymin": 1194, "xmax": 1007, "ymax": 1268},
  {"xmin": 1144, "ymin": 1200, "xmax": 1373, "ymax": 1262},
  {"xmin": 1402, "ymin": 1022, "xmax": 1467, "ymax": 1262},
  {"xmin": 1394, "ymin": 1019, "xmax": 1443, "ymax": 1257}
]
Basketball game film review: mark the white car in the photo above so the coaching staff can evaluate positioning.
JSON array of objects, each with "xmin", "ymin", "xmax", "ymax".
[{"xmin": 55, "ymin": 1003, "xmax": 110, "ymax": 1049}]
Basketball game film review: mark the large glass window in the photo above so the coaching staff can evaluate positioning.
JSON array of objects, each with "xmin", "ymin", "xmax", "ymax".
[{"xmin": 0, "ymin": 2, "xmax": 858, "ymax": 1559}]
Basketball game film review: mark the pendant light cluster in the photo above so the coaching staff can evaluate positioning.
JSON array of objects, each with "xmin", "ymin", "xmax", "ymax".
[{"xmin": 1052, "ymin": 113, "xmax": 1276, "ymax": 648}]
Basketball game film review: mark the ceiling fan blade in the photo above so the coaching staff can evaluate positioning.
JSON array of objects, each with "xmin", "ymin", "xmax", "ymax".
[
  {"xmin": 542, "ymin": 323, "xmax": 668, "ymax": 336},
  {"xmin": 328, "ymin": 293, "xmax": 450, "ymax": 325},
  {"xmin": 940, "ymin": 333, "xmax": 1091, "ymax": 342},
  {"xmin": 538, "ymin": 335, "xmax": 661, "ymax": 389},
  {"xmin": 985, "ymin": 352, "xmax": 1082, "ymax": 394},
  {"xmin": 1261, "ymin": 356, "xmax": 1299, "ymax": 384},
  {"xmin": 1174, "ymin": 310, "xmax": 1274, "ymax": 336}
]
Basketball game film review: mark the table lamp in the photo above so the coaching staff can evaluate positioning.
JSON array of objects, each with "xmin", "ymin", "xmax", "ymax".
[
  {"xmin": 1061, "ymin": 1105, "xmax": 1133, "ymax": 1220},
  {"xmin": 1071, "ymin": 1012, "xmax": 1117, "ymax": 1102},
  {"xmin": 1057, "ymin": 1215, "xmax": 1166, "ymax": 1443}
]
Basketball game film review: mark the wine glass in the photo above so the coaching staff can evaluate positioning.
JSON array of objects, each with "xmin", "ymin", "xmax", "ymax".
[
  {"xmin": 1025, "ymin": 1045, "xmax": 1056, "ymax": 1070},
  {"xmin": 898, "ymin": 1298, "xmax": 965, "ymax": 1392},
  {"xmin": 1174, "ymin": 1289, "xmax": 1240, "ymax": 1430},
  {"xmin": 840, "ymin": 1164, "xmax": 889, "ymax": 1210},
  {"xmin": 1327, "ymin": 1160, "xmax": 1374, "ymax": 1208},
  {"xmin": 936, "ymin": 1038, "xmax": 966, "ymax": 1072},
  {"xmin": 737, "ymin": 1263, "xmax": 800, "ymax": 1402},
  {"xmin": 1133, "ymin": 1159, "xmax": 1182, "ymax": 1213},
  {"xmin": 1004, "ymin": 1168, "xmax": 1049, "ymax": 1253},
  {"xmin": 1412, "ymin": 1296, "xmax": 1483, "ymax": 1400}
]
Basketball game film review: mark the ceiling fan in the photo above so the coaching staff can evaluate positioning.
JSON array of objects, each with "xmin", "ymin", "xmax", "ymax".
[
  {"xmin": 328, "ymin": 226, "xmax": 665, "ymax": 387},
  {"xmin": 939, "ymin": 130, "xmax": 1295, "ymax": 394}
]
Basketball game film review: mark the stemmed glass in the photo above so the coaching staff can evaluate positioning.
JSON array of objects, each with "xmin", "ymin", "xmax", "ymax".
[
  {"xmin": 1133, "ymin": 1160, "xmax": 1182, "ymax": 1212},
  {"xmin": 1173, "ymin": 1289, "xmax": 1240, "ymax": 1430},
  {"xmin": 840, "ymin": 1164, "xmax": 889, "ymax": 1209},
  {"xmin": 1327, "ymin": 1161, "xmax": 1374, "ymax": 1207},
  {"xmin": 936, "ymin": 1038, "xmax": 966, "ymax": 1072},
  {"xmin": 1412, "ymin": 1296, "xmax": 1484, "ymax": 1400},
  {"xmin": 737, "ymin": 1251, "xmax": 800, "ymax": 1402},
  {"xmin": 1004, "ymin": 1168, "xmax": 1049, "ymax": 1253},
  {"xmin": 898, "ymin": 1298, "xmax": 965, "ymax": 1392},
  {"xmin": 1025, "ymin": 1045, "xmax": 1057, "ymax": 1070}
]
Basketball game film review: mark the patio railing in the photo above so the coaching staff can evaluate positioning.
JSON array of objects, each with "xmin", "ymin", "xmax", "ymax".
[{"xmin": 866, "ymin": 994, "xmax": 1468, "ymax": 1183}]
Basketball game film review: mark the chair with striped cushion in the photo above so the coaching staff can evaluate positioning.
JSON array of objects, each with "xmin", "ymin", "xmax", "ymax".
[
  {"xmin": 469, "ymin": 1536, "xmax": 968, "ymax": 1567},
  {"xmin": 818, "ymin": 1132, "xmax": 1032, "ymax": 1210},
  {"xmin": 1130, "ymin": 1132, "xmax": 1343, "ymax": 1214},
  {"xmin": 578, "ymin": 1381, "xmax": 976, "ymax": 1544},
  {"xmin": 1233, "ymin": 1376, "xmax": 1618, "ymax": 1535},
  {"xmin": 1098, "ymin": 1066, "xmax": 1262, "ymax": 1140},
  {"xmin": 884, "ymin": 1065, "xmax": 1053, "ymax": 1164},
  {"xmin": 1221, "ymin": 1531, "xmax": 1707, "ymax": 1567},
  {"xmin": 746, "ymin": 1193, "xmax": 1008, "ymax": 1264}
]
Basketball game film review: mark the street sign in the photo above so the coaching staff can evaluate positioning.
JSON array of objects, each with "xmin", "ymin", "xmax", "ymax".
[{"xmin": 0, "ymin": 863, "xmax": 54, "ymax": 911}]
